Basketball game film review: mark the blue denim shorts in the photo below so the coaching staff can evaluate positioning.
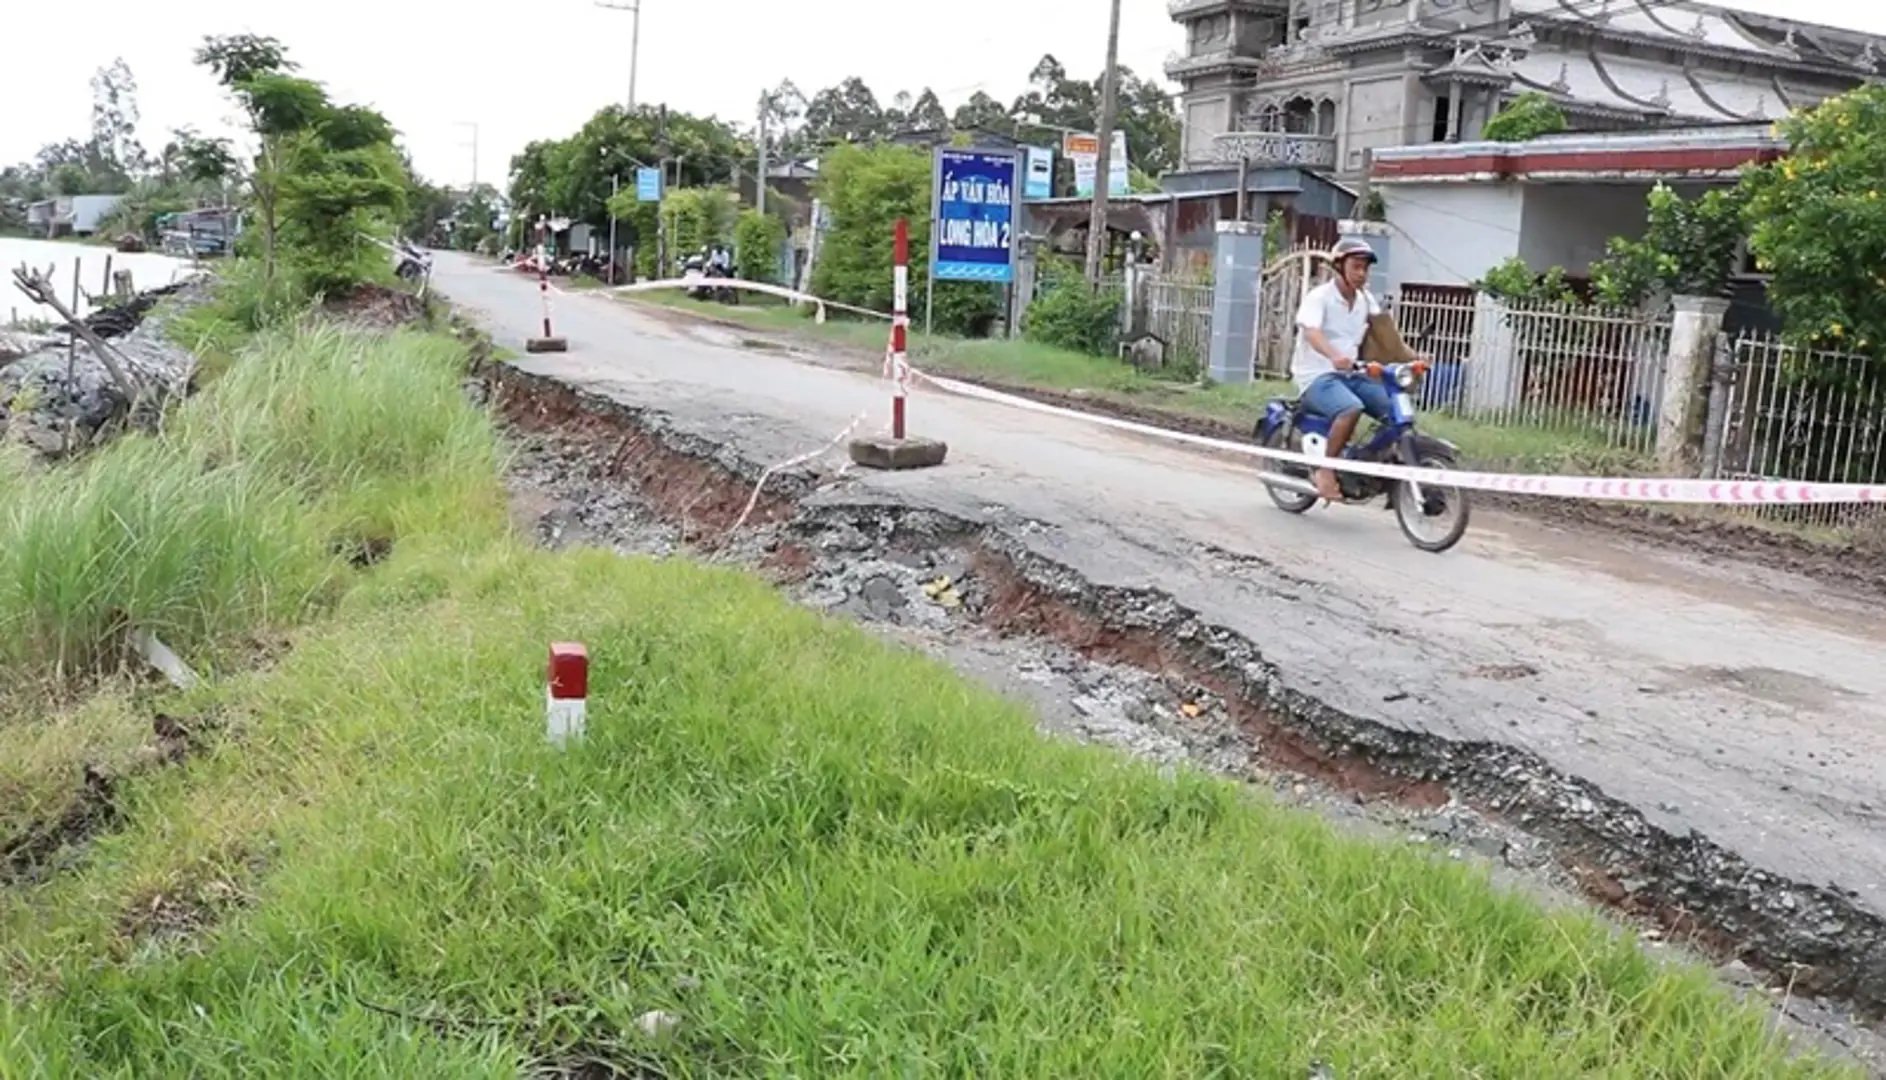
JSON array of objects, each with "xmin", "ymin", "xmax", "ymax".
[{"xmin": 1301, "ymin": 372, "xmax": 1393, "ymax": 422}]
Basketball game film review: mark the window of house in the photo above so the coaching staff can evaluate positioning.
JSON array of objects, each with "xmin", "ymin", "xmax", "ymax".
[
  {"xmin": 1285, "ymin": 97, "xmax": 1315, "ymax": 134},
  {"xmin": 1732, "ymin": 236, "xmax": 1767, "ymax": 278},
  {"xmin": 1430, "ymin": 94, "xmax": 1452, "ymax": 142},
  {"xmin": 1316, "ymin": 99, "xmax": 1337, "ymax": 136}
]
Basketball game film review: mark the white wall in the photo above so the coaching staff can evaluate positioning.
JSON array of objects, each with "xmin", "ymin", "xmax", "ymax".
[
  {"xmin": 1518, "ymin": 184, "xmax": 1653, "ymax": 275},
  {"xmin": 1381, "ymin": 182, "xmax": 1524, "ymax": 289}
]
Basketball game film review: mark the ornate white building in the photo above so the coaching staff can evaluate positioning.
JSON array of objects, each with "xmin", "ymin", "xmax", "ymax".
[{"xmin": 1166, "ymin": 0, "xmax": 1886, "ymax": 181}]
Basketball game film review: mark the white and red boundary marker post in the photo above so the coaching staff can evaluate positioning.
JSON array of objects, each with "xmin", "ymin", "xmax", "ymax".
[
  {"xmin": 546, "ymin": 642, "xmax": 588, "ymax": 748},
  {"xmin": 846, "ymin": 217, "xmax": 948, "ymax": 470},
  {"xmin": 526, "ymin": 222, "xmax": 569, "ymax": 353},
  {"xmin": 891, "ymin": 217, "xmax": 910, "ymax": 440}
]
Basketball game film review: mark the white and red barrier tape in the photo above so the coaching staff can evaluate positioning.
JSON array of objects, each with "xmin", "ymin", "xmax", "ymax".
[
  {"xmin": 911, "ymin": 370, "xmax": 1886, "ymax": 507},
  {"xmin": 552, "ymin": 273, "xmax": 1884, "ymax": 508}
]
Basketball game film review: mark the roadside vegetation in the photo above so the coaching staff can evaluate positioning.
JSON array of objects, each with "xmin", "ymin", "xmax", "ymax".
[{"xmin": 0, "ymin": 35, "xmax": 1867, "ymax": 1080}]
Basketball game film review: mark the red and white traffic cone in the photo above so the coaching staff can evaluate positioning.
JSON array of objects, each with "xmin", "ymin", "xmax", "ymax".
[{"xmin": 546, "ymin": 641, "xmax": 588, "ymax": 748}]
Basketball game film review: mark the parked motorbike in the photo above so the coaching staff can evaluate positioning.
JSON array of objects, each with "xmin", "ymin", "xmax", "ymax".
[
  {"xmin": 1253, "ymin": 360, "xmax": 1472, "ymax": 553},
  {"xmin": 681, "ymin": 253, "xmax": 740, "ymax": 305},
  {"xmin": 393, "ymin": 241, "xmax": 432, "ymax": 283}
]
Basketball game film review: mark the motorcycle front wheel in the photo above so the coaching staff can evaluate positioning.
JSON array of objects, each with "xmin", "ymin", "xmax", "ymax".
[{"xmin": 1393, "ymin": 452, "xmax": 1471, "ymax": 553}]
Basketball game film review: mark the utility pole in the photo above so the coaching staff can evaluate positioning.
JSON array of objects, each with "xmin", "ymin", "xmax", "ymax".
[
  {"xmin": 595, "ymin": 0, "xmax": 643, "ymax": 108},
  {"xmin": 756, "ymin": 101, "xmax": 769, "ymax": 217},
  {"xmin": 1083, "ymin": 0, "xmax": 1124, "ymax": 286},
  {"xmin": 455, "ymin": 121, "xmax": 480, "ymax": 188},
  {"xmin": 608, "ymin": 173, "xmax": 620, "ymax": 284}
]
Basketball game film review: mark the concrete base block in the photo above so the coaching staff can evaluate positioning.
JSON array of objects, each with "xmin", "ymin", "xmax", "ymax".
[
  {"xmin": 525, "ymin": 336, "xmax": 568, "ymax": 353},
  {"xmin": 847, "ymin": 435, "xmax": 949, "ymax": 471}
]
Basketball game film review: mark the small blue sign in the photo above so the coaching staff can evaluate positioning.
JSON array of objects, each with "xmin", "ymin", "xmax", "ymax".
[
  {"xmin": 932, "ymin": 148, "xmax": 1018, "ymax": 284},
  {"xmin": 635, "ymin": 167, "xmax": 662, "ymax": 203},
  {"xmin": 1023, "ymin": 146, "xmax": 1053, "ymax": 201}
]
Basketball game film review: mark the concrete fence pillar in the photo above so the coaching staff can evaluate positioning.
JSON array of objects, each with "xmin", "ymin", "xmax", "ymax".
[
  {"xmin": 1207, "ymin": 219, "xmax": 1267, "ymax": 384},
  {"xmin": 1010, "ymin": 236, "xmax": 1040, "ymax": 340},
  {"xmin": 1658, "ymin": 295, "xmax": 1730, "ymax": 473},
  {"xmin": 1463, "ymin": 293, "xmax": 1521, "ymax": 413}
]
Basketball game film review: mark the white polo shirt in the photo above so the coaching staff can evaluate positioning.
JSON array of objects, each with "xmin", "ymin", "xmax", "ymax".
[{"xmin": 1291, "ymin": 279, "xmax": 1380, "ymax": 391}]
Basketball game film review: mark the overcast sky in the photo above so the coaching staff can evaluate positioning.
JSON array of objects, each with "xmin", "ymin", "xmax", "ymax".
[{"xmin": 5, "ymin": 0, "xmax": 1883, "ymax": 190}]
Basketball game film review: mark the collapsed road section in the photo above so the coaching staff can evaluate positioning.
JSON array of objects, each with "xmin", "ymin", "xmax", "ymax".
[{"xmin": 484, "ymin": 357, "xmax": 1886, "ymax": 1061}]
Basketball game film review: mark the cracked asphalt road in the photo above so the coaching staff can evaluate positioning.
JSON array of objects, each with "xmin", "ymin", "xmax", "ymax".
[{"xmin": 437, "ymin": 251, "xmax": 1886, "ymax": 927}]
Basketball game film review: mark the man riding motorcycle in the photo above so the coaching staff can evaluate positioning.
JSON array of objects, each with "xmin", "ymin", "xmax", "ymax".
[{"xmin": 1291, "ymin": 237, "xmax": 1398, "ymax": 503}]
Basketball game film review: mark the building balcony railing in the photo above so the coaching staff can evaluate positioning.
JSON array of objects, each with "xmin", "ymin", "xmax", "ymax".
[
  {"xmin": 1168, "ymin": 0, "xmax": 1289, "ymax": 16},
  {"xmin": 1210, "ymin": 131, "xmax": 1338, "ymax": 169},
  {"xmin": 1164, "ymin": 48, "xmax": 1269, "ymax": 79}
]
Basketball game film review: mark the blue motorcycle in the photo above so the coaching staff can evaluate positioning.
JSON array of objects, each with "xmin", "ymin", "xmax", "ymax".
[{"xmin": 1254, "ymin": 360, "xmax": 1472, "ymax": 553}]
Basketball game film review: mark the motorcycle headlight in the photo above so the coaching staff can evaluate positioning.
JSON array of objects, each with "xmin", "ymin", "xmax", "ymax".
[{"xmin": 1394, "ymin": 365, "xmax": 1416, "ymax": 389}]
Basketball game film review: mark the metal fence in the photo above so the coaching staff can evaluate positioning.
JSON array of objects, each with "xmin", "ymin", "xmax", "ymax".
[
  {"xmin": 1392, "ymin": 293, "xmax": 1673, "ymax": 458},
  {"xmin": 1705, "ymin": 333, "xmax": 1886, "ymax": 531},
  {"xmin": 1136, "ymin": 275, "xmax": 1213, "ymax": 367}
]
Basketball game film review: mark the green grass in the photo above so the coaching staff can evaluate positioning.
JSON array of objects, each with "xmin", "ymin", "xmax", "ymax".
[
  {"xmin": 0, "ymin": 301, "xmax": 1857, "ymax": 1077},
  {"xmin": 630, "ymin": 292, "xmax": 1650, "ymax": 474},
  {"xmin": 0, "ymin": 321, "xmax": 500, "ymax": 864},
  {"xmin": 0, "ymin": 545, "xmax": 1853, "ymax": 1078}
]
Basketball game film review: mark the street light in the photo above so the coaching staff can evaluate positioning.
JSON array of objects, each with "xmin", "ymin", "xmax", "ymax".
[{"xmin": 595, "ymin": 0, "xmax": 642, "ymax": 109}]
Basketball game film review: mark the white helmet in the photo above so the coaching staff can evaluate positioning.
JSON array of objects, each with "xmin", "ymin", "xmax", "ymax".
[{"xmin": 1330, "ymin": 237, "xmax": 1378, "ymax": 267}]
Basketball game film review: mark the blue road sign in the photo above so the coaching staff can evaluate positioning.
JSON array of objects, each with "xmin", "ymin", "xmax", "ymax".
[
  {"xmin": 636, "ymin": 166, "xmax": 662, "ymax": 202},
  {"xmin": 931, "ymin": 148, "xmax": 1019, "ymax": 284}
]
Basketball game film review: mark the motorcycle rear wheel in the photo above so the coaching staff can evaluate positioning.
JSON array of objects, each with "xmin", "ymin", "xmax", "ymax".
[
  {"xmin": 1393, "ymin": 452, "xmax": 1471, "ymax": 553},
  {"xmin": 1262, "ymin": 426, "xmax": 1318, "ymax": 514}
]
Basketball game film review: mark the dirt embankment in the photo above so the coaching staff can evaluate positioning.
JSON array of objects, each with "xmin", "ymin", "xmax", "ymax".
[{"xmin": 481, "ymin": 357, "xmax": 1886, "ymax": 1072}]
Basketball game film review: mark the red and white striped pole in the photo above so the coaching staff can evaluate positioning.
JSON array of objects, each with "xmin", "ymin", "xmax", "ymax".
[
  {"xmin": 891, "ymin": 217, "xmax": 910, "ymax": 441},
  {"xmin": 546, "ymin": 642, "xmax": 588, "ymax": 748},
  {"xmin": 527, "ymin": 219, "xmax": 569, "ymax": 353}
]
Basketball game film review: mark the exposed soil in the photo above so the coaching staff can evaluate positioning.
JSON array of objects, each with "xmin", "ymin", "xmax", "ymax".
[
  {"xmin": 483, "ymin": 359, "xmax": 1886, "ymax": 1073},
  {"xmin": 323, "ymin": 283, "xmax": 432, "ymax": 329},
  {"xmin": 0, "ymin": 709, "xmax": 207, "ymax": 888}
]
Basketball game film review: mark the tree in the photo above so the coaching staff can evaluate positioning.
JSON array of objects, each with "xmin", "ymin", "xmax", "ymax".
[
  {"xmin": 810, "ymin": 143, "xmax": 998, "ymax": 335},
  {"xmin": 88, "ymin": 59, "xmax": 146, "ymax": 182},
  {"xmin": 1008, "ymin": 55, "xmax": 1179, "ymax": 180},
  {"xmin": 273, "ymin": 105, "xmax": 408, "ymax": 294},
  {"xmin": 193, "ymin": 33, "xmax": 404, "ymax": 293},
  {"xmin": 951, "ymin": 92, "xmax": 1016, "ymax": 138},
  {"xmin": 193, "ymin": 33, "xmax": 297, "ymax": 87},
  {"xmin": 195, "ymin": 34, "xmax": 302, "ymax": 279},
  {"xmin": 759, "ymin": 80, "xmax": 810, "ymax": 158},
  {"xmin": 163, "ymin": 127, "xmax": 237, "ymax": 190},
  {"xmin": 734, "ymin": 209, "xmax": 787, "ymax": 283},
  {"xmin": 1587, "ymin": 183, "xmax": 1746, "ymax": 308},
  {"xmin": 1482, "ymin": 92, "xmax": 1567, "ymax": 143},
  {"xmin": 802, "ymin": 77, "xmax": 888, "ymax": 146},
  {"xmin": 1742, "ymin": 84, "xmax": 1886, "ymax": 355},
  {"xmin": 511, "ymin": 105, "xmax": 747, "ymax": 235},
  {"xmin": 905, "ymin": 89, "xmax": 950, "ymax": 133}
]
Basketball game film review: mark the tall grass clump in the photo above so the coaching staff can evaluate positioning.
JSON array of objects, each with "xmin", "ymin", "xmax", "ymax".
[
  {"xmin": 0, "ymin": 437, "xmax": 325, "ymax": 677},
  {"xmin": 0, "ymin": 322, "xmax": 501, "ymax": 684},
  {"xmin": 175, "ymin": 324, "xmax": 504, "ymax": 545}
]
